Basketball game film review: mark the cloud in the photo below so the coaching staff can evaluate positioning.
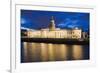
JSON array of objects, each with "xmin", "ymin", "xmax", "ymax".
[{"xmin": 57, "ymin": 18, "xmax": 79, "ymax": 29}]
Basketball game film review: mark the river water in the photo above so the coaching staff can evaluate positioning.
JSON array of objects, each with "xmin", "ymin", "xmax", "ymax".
[{"xmin": 21, "ymin": 42, "xmax": 89, "ymax": 63}]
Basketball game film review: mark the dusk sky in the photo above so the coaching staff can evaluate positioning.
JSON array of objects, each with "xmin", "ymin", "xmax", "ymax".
[{"xmin": 21, "ymin": 10, "xmax": 90, "ymax": 32}]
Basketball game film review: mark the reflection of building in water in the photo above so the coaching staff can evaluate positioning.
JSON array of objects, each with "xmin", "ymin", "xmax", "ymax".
[
  {"xmin": 48, "ymin": 43, "xmax": 55, "ymax": 61},
  {"xmin": 58, "ymin": 44, "xmax": 67, "ymax": 60},
  {"xmin": 72, "ymin": 45, "xmax": 83, "ymax": 60},
  {"xmin": 23, "ymin": 16, "xmax": 82, "ymax": 39},
  {"xmin": 23, "ymin": 42, "xmax": 28, "ymax": 62},
  {"xmin": 40, "ymin": 43, "xmax": 49, "ymax": 61},
  {"xmin": 22, "ymin": 42, "xmax": 85, "ymax": 62}
]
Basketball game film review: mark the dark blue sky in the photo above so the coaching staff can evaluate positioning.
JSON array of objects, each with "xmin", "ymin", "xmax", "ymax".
[{"xmin": 21, "ymin": 10, "xmax": 90, "ymax": 32}]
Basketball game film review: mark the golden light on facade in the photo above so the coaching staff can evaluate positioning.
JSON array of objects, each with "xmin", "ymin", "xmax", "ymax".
[
  {"xmin": 25, "ymin": 16, "xmax": 82, "ymax": 39},
  {"xmin": 72, "ymin": 29, "xmax": 82, "ymax": 39}
]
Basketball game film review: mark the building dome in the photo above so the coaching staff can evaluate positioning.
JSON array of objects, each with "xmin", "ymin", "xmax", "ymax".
[
  {"xmin": 74, "ymin": 27, "xmax": 79, "ymax": 29},
  {"xmin": 49, "ymin": 16, "xmax": 56, "ymax": 31}
]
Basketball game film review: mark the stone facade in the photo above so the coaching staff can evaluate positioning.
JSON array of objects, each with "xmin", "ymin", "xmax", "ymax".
[{"xmin": 26, "ymin": 16, "xmax": 82, "ymax": 39}]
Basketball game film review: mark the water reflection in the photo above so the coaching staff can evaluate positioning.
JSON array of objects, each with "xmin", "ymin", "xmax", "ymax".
[
  {"xmin": 21, "ymin": 42, "xmax": 89, "ymax": 63},
  {"xmin": 40, "ymin": 43, "xmax": 49, "ymax": 61},
  {"xmin": 72, "ymin": 45, "xmax": 83, "ymax": 60}
]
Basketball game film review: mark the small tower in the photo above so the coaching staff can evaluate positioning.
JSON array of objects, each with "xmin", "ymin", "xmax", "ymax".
[{"xmin": 49, "ymin": 16, "xmax": 56, "ymax": 31}]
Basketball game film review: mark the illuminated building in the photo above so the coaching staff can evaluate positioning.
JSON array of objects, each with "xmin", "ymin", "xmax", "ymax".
[{"xmin": 26, "ymin": 16, "xmax": 82, "ymax": 39}]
